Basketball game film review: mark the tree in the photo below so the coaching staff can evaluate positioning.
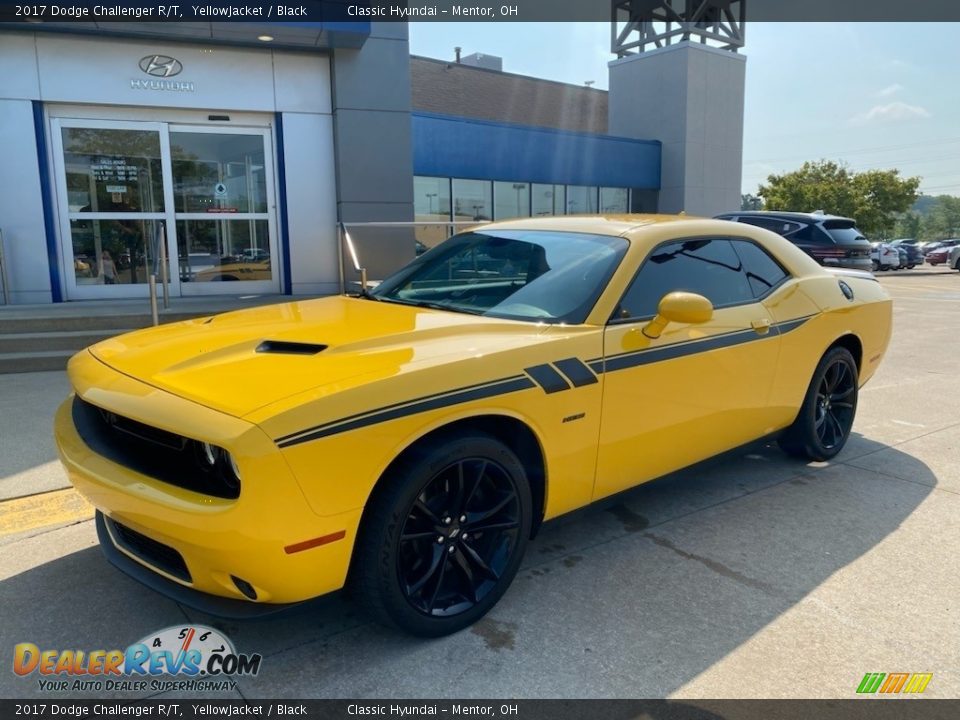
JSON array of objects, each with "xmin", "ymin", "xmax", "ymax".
[
  {"xmin": 758, "ymin": 160, "xmax": 920, "ymax": 238},
  {"xmin": 919, "ymin": 195, "xmax": 960, "ymax": 240}
]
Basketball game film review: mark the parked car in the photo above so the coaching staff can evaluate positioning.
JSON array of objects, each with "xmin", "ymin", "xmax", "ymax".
[
  {"xmin": 889, "ymin": 239, "xmax": 922, "ymax": 269},
  {"xmin": 949, "ymin": 245, "xmax": 960, "ymax": 271},
  {"xmin": 870, "ymin": 242, "xmax": 901, "ymax": 271},
  {"xmin": 55, "ymin": 215, "xmax": 893, "ymax": 636},
  {"xmin": 715, "ymin": 211, "xmax": 872, "ymax": 271},
  {"xmin": 926, "ymin": 247, "xmax": 951, "ymax": 266}
]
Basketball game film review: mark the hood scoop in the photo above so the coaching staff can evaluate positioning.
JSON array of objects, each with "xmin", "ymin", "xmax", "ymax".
[{"xmin": 255, "ymin": 340, "xmax": 328, "ymax": 356}]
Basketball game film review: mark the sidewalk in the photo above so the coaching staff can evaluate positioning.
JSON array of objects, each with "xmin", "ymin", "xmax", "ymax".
[{"xmin": 0, "ymin": 370, "xmax": 71, "ymax": 501}]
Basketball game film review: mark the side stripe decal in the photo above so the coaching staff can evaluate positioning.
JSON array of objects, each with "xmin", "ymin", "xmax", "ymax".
[
  {"xmin": 554, "ymin": 357, "xmax": 599, "ymax": 387},
  {"xmin": 594, "ymin": 314, "xmax": 815, "ymax": 375},
  {"xmin": 525, "ymin": 364, "xmax": 571, "ymax": 394},
  {"xmin": 274, "ymin": 314, "xmax": 817, "ymax": 447},
  {"xmin": 276, "ymin": 376, "xmax": 535, "ymax": 448}
]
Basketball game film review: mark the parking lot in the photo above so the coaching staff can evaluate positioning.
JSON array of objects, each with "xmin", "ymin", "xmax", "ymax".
[{"xmin": 1, "ymin": 268, "xmax": 958, "ymax": 700}]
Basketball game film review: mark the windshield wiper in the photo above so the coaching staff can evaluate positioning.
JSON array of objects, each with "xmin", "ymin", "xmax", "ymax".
[{"xmin": 386, "ymin": 298, "xmax": 483, "ymax": 315}]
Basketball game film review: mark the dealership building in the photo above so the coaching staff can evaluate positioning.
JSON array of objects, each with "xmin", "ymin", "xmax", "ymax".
[{"xmin": 0, "ymin": 19, "xmax": 744, "ymax": 305}]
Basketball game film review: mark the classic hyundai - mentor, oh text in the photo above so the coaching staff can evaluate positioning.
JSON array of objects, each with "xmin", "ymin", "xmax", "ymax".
[{"xmin": 55, "ymin": 215, "xmax": 892, "ymax": 636}]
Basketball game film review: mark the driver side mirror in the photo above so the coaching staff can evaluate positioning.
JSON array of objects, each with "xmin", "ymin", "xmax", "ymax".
[{"xmin": 642, "ymin": 292, "xmax": 713, "ymax": 339}]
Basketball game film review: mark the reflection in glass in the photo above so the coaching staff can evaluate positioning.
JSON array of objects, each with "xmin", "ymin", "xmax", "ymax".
[
  {"xmin": 62, "ymin": 128, "xmax": 164, "ymax": 213},
  {"xmin": 600, "ymin": 187, "xmax": 629, "ymax": 213},
  {"xmin": 566, "ymin": 185, "xmax": 598, "ymax": 214},
  {"xmin": 532, "ymin": 184, "xmax": 564, "ymax": 216},
  {"xmin": 414, "ymin": 176, "xmax": 452, "ymax": 221},
  {"xmin": 70, "ymin": 219, "xmax": 165, "ymax": 286},
  {"xmin": 170, "ymin": 132, "xmax": 267, "ymax": 214},
  {"xmin": 452, "ymin": 179, "xmax": 492, "ymax": 222},
  {"xmin": 413, "ymin": 176, "xmax": 453, "ymax": 254},
  {"xmin": 177, "ymin": 219, "xmax": 272, "ymax": 282},
  {"xmin": 493, "ymin": 181, "xmax": 530, "ymax": 220}
]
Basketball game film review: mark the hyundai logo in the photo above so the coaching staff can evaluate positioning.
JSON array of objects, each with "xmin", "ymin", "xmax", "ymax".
[{"xmin": 139, "ymin": 55, "xmax": 183, "ymax": 78}]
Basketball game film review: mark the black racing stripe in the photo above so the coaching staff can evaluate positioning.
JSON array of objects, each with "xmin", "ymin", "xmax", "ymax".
[
  {"xmin": 275, "ymin": 374, "xmax": 528, "ymax": 444},
  {"xmin": 525, "ymin": 364, "xmax": 571, "ymax": 394},
  {"xmin": 603, "ymin": 328, "xmax": 759, "ymax": 373},
  {"xmin": 277, "ymin": 376, "xmax": 536, "ymax": 448},
  {"xmin": 597, "ymin": 314, "xmax": 817, "ymax": 375},
  {"xmin": 554, "ymin": 357, "xmax": 599, "ymax": 387},
  {"xmin": 776, "ymin": 315, "xmax": 816, "ymax": 335}
]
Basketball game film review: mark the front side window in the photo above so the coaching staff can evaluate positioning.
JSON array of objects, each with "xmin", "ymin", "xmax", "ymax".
[
  {"xmin": 615, "ymin": 238, "xmax": 754, "ymax": 321},
  {"xmin": 372, "ymin": 231, "xmax": 628, "ymax": 324}
]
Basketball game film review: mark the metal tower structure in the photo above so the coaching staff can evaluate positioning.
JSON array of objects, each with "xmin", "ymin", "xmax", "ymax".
[{"xmin": 612, "ymin": 0, "xmax": 746, "ymax": 57}]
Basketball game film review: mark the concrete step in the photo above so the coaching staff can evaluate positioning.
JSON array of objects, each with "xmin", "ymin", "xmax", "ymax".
[
  {"xmin": 0, "ymin": 329, "xmax": 136, "ymax": 354},
  {"xmin": 0, "ymin": 350, "xmax": 76, "ymax": 374},
  {"xmin": 0, "ymin": 311, "xmax": 203, "ymax": 335}
]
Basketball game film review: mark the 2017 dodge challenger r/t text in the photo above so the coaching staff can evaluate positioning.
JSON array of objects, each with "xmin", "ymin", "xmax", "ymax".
[{"xmin": 54, "ymin": 215, "xmax": 892, "ymax": 636}]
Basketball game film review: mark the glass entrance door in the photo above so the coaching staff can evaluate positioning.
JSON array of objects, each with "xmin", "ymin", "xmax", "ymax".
[
  {"xmin": 52, "ymin": 119, "xmax": 179, "ymax": 300},
  {"xmin": 51, "ymin": 118, "xmax": 280, "ymax": 300},
  {"xmin": 169, "ymin": 126, "xmax": 277, "ymax": 295}
]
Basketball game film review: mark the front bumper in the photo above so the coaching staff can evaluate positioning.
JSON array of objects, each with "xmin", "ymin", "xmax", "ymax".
[{"xmin": 55, "ymin": 351, "xmax": 363, "ymax": 607}]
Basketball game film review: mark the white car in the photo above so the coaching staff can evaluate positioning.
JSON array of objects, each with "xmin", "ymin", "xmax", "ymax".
[
  {"xmin": 870, "ymin": 242, "xmax": 900, "ymax": 271},
  {"xmin": 948, "ymin": 245, "xmax": 960, "ymax": 271}
]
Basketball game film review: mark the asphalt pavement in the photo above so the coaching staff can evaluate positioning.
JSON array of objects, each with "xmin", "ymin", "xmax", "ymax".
[{"xmin": 1, "ymin": 268, "xmax": 958, "ymax": 699}]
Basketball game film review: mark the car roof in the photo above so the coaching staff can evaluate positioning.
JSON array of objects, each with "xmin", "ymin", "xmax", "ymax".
[
  {"xmin": 469, "ymin": 214, "xmax": 703, "ymax": 237},
  {"xmin": 718, "ymin": 210, "xmax": 856, "ymax": 224}
]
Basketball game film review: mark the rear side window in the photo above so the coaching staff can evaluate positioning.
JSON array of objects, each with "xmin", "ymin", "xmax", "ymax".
[
  {"xmin": 823, "ymin": 220, "xmax": 868, "ymax": 244},
  {"xmin": 730, "ymin": 240, "xmax": 790, "ymax": 298},
  {"xmin": 615, "ymin": 238, "xmax": 754, "ymax": 321}
]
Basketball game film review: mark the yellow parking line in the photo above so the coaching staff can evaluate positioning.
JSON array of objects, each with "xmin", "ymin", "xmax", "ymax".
[{"xmin": 0, "ymin": 488, "xmax": 93, "ymax": 537}]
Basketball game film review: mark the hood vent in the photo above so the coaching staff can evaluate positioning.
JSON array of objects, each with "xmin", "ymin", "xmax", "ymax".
[{"xmin": 256, "ymin": 340, "xmax": 327, "ymax": 356}]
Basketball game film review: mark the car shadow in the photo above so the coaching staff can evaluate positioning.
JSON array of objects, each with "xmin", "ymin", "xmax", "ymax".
[{"xmin": 0, "ymin": 437, "xmax": 936, "ymax": 699}]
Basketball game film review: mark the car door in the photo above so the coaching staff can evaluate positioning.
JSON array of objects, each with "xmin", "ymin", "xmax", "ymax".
[{"xmin": 593, "ymin": 237, "xmax": 783, "ymax": 500}]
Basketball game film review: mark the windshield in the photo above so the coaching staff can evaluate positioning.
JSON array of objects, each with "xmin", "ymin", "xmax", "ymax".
[{"xmin": 371, "ymin": 230, "xmax": 628, "ymax": 324}]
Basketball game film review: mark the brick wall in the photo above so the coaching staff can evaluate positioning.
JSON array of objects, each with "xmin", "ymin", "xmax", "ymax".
[{"xmin": 410, "ymin": 56, "xmax": 608, "ymax": 135}]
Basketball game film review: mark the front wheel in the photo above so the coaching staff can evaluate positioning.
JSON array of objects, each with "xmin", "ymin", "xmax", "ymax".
[
  {"xmin": 779, "ymin": 346, "xmax": 859, "ymax": 461},
  {"xmin": 351, "ymin": 434, "xmax": 532, "ymax": 636}
]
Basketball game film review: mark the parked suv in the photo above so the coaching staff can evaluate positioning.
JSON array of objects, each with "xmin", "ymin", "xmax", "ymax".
[{"xmin": 716, "ymin": 211, "xmax": 873, "ymax": 272}]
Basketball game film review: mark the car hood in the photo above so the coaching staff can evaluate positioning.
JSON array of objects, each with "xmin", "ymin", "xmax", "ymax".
[{"xmin": 88, "ymin": 296, "xmax": 545, "ymax": 417}]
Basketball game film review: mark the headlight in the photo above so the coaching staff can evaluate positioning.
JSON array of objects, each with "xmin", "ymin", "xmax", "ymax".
[
  {"xmin": 200, "ymin": 442, "xmax": 218, "ymax": 466},
  {"xmin": 225, "ymin": 451, "xmax": 241, "ymax": 482}
]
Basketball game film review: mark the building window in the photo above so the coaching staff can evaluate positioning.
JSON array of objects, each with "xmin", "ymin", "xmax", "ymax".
[
  {"xmin": 414, "ymin": 176, "xmax": 451, "ymax": 221},
  {"xmin": 600, "ymin": 187, "xmax": 629, "ymax": 214},
  {"xmin": 453, "ymin": 179, "xmax": 492, "ymax": 222},
  {"xmin": 566, "ymin": 185, "xmax": 598, "ymax": 214},
  {"xmin": 532, "ymin": 184, "xmax": 564, "ymax": 216},
  {"xmin": 493, "ymin": 181, "xmax": 530, "ymax": 220}
]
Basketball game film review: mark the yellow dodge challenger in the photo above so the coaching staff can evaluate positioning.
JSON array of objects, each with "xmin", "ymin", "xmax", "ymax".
[{"xmin": 55, "ymin": 216, "xmax": 892, "ymax": 636}]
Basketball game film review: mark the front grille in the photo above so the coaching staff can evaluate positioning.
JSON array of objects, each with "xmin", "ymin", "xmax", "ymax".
[
  {"xmin": 108, "ymin": 517, "xmax": 192, "ymax": 583},
  {"xmin": 72, "ymin": 396, "xmax": 240, "ymax": 499}
]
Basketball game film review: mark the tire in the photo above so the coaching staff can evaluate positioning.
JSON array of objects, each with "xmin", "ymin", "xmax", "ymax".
[
  {"xmin": 778, "ymin": 346, "xmax": 859, "ymax": 461},
  {"xmin": 871, "ymin": 260, "xmax": 879, "ymax": 272},
  {"xmin": 351, "ymin": 433, "xmax": 532, "ymax": 637}
]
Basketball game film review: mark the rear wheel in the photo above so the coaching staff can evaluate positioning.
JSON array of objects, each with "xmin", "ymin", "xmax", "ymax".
[
  {"xmin": 779, "ymin": 346, "xmax": 859, "ymax": 461},
  {"xmin": 352, "ymin": 434, "xmax": 532, "ymax": 636}
]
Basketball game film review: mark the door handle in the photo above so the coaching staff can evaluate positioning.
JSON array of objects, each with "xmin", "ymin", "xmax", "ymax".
[{"xmin": 751, "ymin": 318, "xmax": 772, "ymax": 335}]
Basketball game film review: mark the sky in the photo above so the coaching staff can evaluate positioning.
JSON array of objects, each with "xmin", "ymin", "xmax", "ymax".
[{"xmin": 409, "ymin": 23, "xmax": 960, "ymax": 198}]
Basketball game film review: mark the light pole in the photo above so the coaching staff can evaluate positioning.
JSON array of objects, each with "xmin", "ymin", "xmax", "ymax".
[{"xmin": 425, "ymin": 193, "xmax": 437, "ymax": 215}]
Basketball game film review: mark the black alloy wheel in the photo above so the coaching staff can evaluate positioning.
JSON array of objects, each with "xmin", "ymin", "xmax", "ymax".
[
  {"xmin": 398, "ymin": 457, "xmax": 521, "ymax": 617},
  {"xmin": 352, "ymin": 434, "xmax": 532, "ymax": 636},
  {"xmin": 813, "ymin": 358, "xmax": 857, "ymax": 452},
  {"xmin": 779, "ymin": 346, "xmax": 859, "ymax": 461}
]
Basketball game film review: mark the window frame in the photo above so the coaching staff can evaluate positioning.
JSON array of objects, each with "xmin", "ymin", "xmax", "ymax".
[{"xmin": 607, "ymin": 236, "xmax": 794, "ymax": 326}]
